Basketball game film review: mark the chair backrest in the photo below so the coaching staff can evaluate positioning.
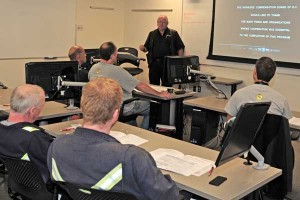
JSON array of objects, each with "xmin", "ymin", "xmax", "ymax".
[
  {"xmin": 0, "ymin": 155, "xmax": 54, "ymax": 200},
  {"xmin": 251, "ymin": 114, "xmax": 294, "ymax": 198},
  {"xmin": 57, "ymin": 181, "xmax": 137, "ymax": 200},
  {"xmin": 117, "ymin": 47, "xmax": 140, "ymax": 67}
]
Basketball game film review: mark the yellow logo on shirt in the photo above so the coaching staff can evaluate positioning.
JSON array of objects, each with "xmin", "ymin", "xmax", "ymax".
[{"xmin": 256, "ymin": 94, "xmax": 263, "ymax": 101}]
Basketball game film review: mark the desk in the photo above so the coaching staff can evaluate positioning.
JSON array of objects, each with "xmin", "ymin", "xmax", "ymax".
[
  {"xmin": 184, "ymin": 96, "xmax": 300, "ymax": 142},
  {"xmin": 0, "ymin": 88, "xmax": 13, "ymax": 105},
  {"xmin": 211, "ymin": 77, "xmax": 243, "ymax": 95},
  {"xmin": 133, "ymin": 85, "xmax": 194, "ymax": 139},
  {"xmin": 42, "ymin": 120, "xmax": 281, "ymax": 200},
  {"xmin": 183, "ymin": 96, "xmax": 227, "ymax": 145},
  {"xmin": 38, "ymin": 101, "xmax": 81, "ymax": 121}
]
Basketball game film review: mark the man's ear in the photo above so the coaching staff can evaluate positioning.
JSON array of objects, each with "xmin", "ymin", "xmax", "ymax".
[{"xmin": 112, "ymin": 109, "xmax": 119, "ymax": 121}]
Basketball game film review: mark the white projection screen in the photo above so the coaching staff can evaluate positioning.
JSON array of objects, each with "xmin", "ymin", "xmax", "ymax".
[{"xmin": 207, "ymin": 0, "xmax": 300, "ymax": 68}]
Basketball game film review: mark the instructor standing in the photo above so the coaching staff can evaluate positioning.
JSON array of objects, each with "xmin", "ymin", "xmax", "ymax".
[{"xmin": 139, "ymin": 15, "xmax": 185, "ymax": 86}]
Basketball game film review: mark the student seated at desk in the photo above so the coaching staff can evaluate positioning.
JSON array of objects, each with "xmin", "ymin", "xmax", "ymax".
[
  {"xmin": 68, "ymin": 45, "xmax": 89, "ymax": 82},
  {"xmin": 207, "ymin": 56, "xmax": 292, "ymax": 150},
  {"xmin": 88, "ymin": 42, "xmax": 172, "ymax": 130},
  {"xmin": 47, "ymin": 77, "xmax": 181, "ymax": 199},
  {"xmin": 0, "ymin": 84, "xmax": 53, "ymax": 184},
  {"xmin": 225, "ymin": 56, "xmax": 292, "ymax": 121}
]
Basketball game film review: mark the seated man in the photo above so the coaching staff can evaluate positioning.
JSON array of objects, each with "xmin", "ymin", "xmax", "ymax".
[
  {"xmin": 88, "ymin": 41, "xmax": 172, "ymax": 130},
  {"xmin": 206, "ymin": 57, "xmax": 292, "ymax": 150},
  {"xmin": 225, "ymin": 57, "xmax": 293, "ymax": 199},
  {"xmin": 68, "ymin": 45, "xmax": 89, "ymax": 82},
  {"xmin": 225, "ymin": 56, "xmax": 292, "ymax": 120},
  {"xmin": 47, "ymin": 77, "xmax": 180, "ymax": 199},
  {"xmin": 0, "ymin": 84, "xmax": 53, "ymax": 183}
]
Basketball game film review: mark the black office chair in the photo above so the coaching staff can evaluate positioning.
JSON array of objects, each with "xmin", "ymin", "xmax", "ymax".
[
  {"xmin": 249, "ymin": 114, "xmax": 294, "ymax": 199},
  {"xmin": 56, "ymin": 181, "xmax": 137, "ymax": 200},
  {"xmin": 117, "ymin": 47, "xmax": 145, "ymax": 76},
  {"xmin": 0, "ymin": 161, "xmax": 7, "ymax": 174},
  {"xmin": 0, "ymin": 155, "xmax": 55, "ymax": 200},
  {"xmin": 118, "ymin": 98, "xmax": 140, "ymax": 125}
]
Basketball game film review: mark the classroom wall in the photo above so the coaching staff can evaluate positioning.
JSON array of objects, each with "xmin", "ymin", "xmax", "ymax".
[{"xmin": 0, "ymin": 0, "xmax": 299, "ymax": 111}]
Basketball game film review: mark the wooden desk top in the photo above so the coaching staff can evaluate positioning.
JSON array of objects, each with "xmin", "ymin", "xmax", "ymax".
[
  {"xmin": 42, "ymin": 120, "xmax": 281, "ymax": 200},
  {"xmin": 212, "ymin": 77, "xmax": 243, "ymax": 85},
  {"xmin": 38, "ymin": 101, "xmax": 81, "ymax": 120},
  {"xmin": 184, "ymin": 96, "xmax": 300, "ymax": 131},
  {"xmin": 184, "ymin": 96, "xmax": 228, "ymax": 114},
  {"xmin": 0, "ymin": 88, "xmax": 13, "ymax": 105}
]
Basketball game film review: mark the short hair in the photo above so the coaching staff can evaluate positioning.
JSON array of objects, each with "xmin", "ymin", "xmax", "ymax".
[
  {"xmin": 68, "ymin": 46, "xmax": 84, "ymax": 61},
  {"xmin": 255, "ymin": 57, "xmax": 277, "ymax": 82},
  {"xmin": 157, "ymin": 15, "xmax": 169, "ymax": 23},
  {"xmin": 81, "ymin": 77, "xmax": 123, "ymax": 124},
  {"xmin": 99, "ymin": 42, "xmax": 116, "ymax": 61},
  {"xmin": 10, "ymin": 84, "xmax": 45, "ymax": 114}
]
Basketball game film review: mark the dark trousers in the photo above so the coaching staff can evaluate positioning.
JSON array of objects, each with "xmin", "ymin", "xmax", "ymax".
[{"xmin": 148, "ymin": 60, "xmax": 172, "ymax": 87}]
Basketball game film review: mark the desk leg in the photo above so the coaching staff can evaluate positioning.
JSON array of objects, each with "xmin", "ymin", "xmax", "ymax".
[
  {"xmin": 175, "ymin": 99, "xmax": 183, "ymax": 140},
  {"xmin": 231, "ymin": 84, "xmax": 237, "ymax": 95}
]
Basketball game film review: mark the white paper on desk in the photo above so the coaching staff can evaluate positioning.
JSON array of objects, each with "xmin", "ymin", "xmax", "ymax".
[
  {"xmin": 289, "ymin": 117, "xmax": 300, "ymax": 126},
  {"xmin": 133, "ymin": 85, "xmax": 167, "ymax": 93},
  {"xmin": 150, "ymin": 148, "xmax": 215, "ymax": 176},
  {"xmin": 109, "ymin": 131, "xmax": 148, "ymax": 146}
]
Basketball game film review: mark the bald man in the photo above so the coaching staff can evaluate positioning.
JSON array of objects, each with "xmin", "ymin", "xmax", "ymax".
[
  {"xmin": 0, "ymin": 84, "xmax": 54, "ymax": 183},
  {"xmin": 68, "ymin": 45, "xmax": 89, "ymax": 82},
  {"xmin": 140, "ymin": 15, "xmax": 185, "ymax": 86}
]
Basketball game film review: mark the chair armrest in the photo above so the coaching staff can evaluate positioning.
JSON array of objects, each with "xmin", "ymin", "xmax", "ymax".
[{"xmin": 119, "ymin": 97, "xmax": 140, "ymax": 116}]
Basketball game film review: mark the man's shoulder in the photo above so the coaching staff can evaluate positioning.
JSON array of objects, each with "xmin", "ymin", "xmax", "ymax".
[
  {"xmin": 168, "ymin": 28, "xmax": 178, "ymax": 33},
  {"xmin": 125, "ymin": 145, "xmax": 152, "ymax": 161}
]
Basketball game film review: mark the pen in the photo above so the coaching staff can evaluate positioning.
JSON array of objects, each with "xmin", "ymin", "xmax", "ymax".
[{"xmin": 208, "ymin": 166, "xmax": 214, "ymax": 176}]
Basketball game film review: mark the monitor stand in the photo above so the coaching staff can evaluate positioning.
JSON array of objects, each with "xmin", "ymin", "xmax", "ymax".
[
  {"xmin": 66, "ymin": 99, "xmax": 78, "ymax": 110},
  {"xmin": 246, "ymin": 146, "xmax": 269, "ymax": 170}
]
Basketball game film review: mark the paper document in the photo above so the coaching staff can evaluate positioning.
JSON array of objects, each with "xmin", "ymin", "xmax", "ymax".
[
  {"xmin": 109, "ymin": 131, "xmax": 148, "ymax": 146},
  {"xmin": 150, "ymin": 148, "xmax": 215, "ymax": 176},
  {"xmin": 134, "ymin": 85, "xmax": 168, "ymax": 93},
  {"xmin": 289, "ymin": 117, "xmax": 300, "ymax": 126}
]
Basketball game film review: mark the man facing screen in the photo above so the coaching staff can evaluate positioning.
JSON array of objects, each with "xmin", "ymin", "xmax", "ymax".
[{"xmin": 225, "ymin": 56, "xmax": 292, "ymax": 120}]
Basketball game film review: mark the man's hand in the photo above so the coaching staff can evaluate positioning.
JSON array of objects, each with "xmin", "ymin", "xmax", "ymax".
[
  {"xmin": 158, "ymin": 91, "xmax": 172, "ymax": 99},
  {"xmin": 139, "ymin": 45, "xmax": 147, "ymax": 52}
]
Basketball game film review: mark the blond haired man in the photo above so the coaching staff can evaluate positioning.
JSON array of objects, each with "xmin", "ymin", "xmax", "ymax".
[{"xmin": 47, "ymin": 77, "xmax": 180, "ymax": 199}]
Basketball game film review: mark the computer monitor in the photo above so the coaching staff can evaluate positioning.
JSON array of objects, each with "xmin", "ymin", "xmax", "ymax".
[
  {"xmin": 163, "ymin": 55, "xmax": 200, "ymax": 85},
  {"xmin": 25, "ymin": 61, "xmax": 80, "ymax": 101},
  {"xmin": 215, "ymin": 102, "xmax": 271, "ymax": 167},
  {"xmin": 83, "ymin": 48, "xmax": 100, "ymax": 70}
]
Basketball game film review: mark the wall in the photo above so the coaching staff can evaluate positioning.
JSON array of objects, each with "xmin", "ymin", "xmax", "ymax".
[{"xmin": 76, "ymin": 0, "xmax": 125, "ymax": 48}]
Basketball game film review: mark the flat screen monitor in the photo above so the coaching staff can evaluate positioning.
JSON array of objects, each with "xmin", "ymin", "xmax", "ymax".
[
  {"xmin": 83, "ymin": 48, "xmax": 100, "ymax": 70},
  {"xmin": 163, "ymin": 55, "xmax": 200, "ymax": 85},
  {"xmin": 215, "ymin": 102, "xmax": 271, "ymax": 167},
  {"xmin": 25, "ymin": 61, "xmax": 80, "ymax": 101}
]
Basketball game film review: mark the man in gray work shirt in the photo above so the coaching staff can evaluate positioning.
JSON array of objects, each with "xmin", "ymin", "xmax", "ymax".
[
  {"xmin": 89, "ymin": 41, "xmax": 171, "ymax": 130},
  {"xmin": 225, "ymin": 56, "xmax": 292, "ymax": 120}
]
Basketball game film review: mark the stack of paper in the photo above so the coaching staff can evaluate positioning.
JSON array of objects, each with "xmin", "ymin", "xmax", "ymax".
[
  {"xmin": 109, "ymin": 131, "xmax": 148, "ymax": 146},
  {"xmin": 289, "ymin": 117, "xmax": 300, "ymax": 127},
  {"xmin": 150, "ymin": 148, "xmax": 215, "ymax": 176}
]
